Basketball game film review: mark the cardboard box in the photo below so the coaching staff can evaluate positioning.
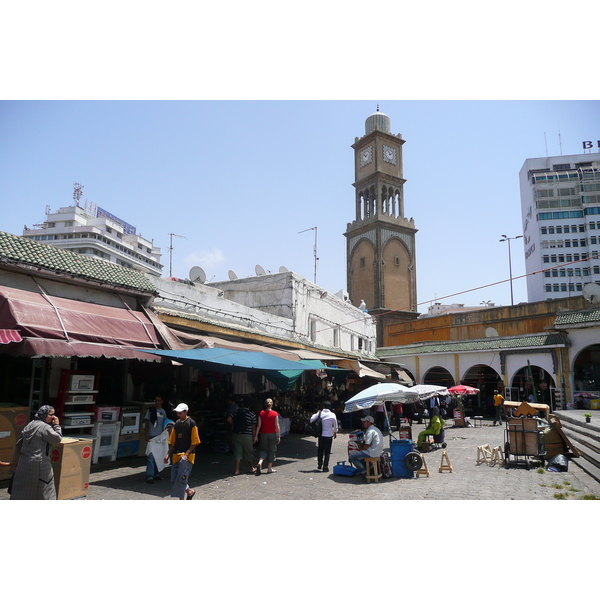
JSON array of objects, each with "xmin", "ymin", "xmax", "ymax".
[
  {"xmin": 0, "ymin": 405, "xmax": 29, "ymax": 481},
  {"xmin": 50, "ymin": 437, "xmax": 94, "ymax": 499}
]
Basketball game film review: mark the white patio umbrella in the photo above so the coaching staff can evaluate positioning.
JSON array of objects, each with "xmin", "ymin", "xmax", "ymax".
[
  {"xmin": 409, "ymin": 384, "xmax": 449, "ymax": 400},
  {"xmin": 343, "ymin": 382, "xmax": 420, "ymax": 443},
  {"xmin": 343, "ymin": 382, "xmax": 419, "ymax": 413}
]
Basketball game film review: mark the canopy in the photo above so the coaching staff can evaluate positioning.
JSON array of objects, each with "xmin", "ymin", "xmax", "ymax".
[
  {"xmin": 448, "ymin": 384, "xmax": 480, "ymax": 395},
  {"xmin": 410, "ymin": 384, "xmax": 449, "ymax": 400},
  {"xmin": 344, "ymin": 382, "xmax": 419, "ymax": 413},
  {"xmin": 0, "ymin": 329, "xmax": 22, "ymax": 344},
  {"xmin": 336, "ymin": 359, "xmax": 387, "ymax": 380},
  {"xmin": 139, "ymin": 347, "xmax": 324, "ymax": 374},
  {"xmin": 0, "ymin": 284, "xmax": 162, "ymax": 361},
  {"xmin": 263, "ymin": 359, "xmax": 328, "ymax": 391}
]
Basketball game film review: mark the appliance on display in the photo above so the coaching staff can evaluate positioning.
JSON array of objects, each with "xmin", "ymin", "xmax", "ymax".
[
  {"xmin": 92, "ymin": 406, "xmax": 120, "ymax": 423},
  {"xmin": 120, "ymin": 411, "xmax": 141, "ymax": 435},
  {"xmin": 68, "ymin": 374, "xmax": 96, "ymax": 391},
  {"xmin": 91, "ymin": 422, "xmax": 120, "ymax": 463}
]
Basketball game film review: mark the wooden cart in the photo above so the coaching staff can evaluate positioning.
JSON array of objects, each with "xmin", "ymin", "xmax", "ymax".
[{"xmin": 504, "ymin": 417, "xmax": 546, "ymax": 469}]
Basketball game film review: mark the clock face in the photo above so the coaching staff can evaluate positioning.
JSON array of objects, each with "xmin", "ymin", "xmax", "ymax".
[
  {"xmin": 360, "ymin": 145, "xmax": 373, "ymax": 167},
  {"xmin": 383, "ymin": 145, "xmax": 397, "ymax": 165}
]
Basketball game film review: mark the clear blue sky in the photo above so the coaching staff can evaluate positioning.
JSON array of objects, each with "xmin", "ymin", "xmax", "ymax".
[{"xmin": 1, "ymin": 100, "xmax": 599, "ymax": 309}]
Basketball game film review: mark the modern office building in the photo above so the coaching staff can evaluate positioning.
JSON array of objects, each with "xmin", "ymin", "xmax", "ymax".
[
  {"xmin": 520, "ymin": 152, "xmax": 600, "ymax": 302},
  {"xmin": 22, "ymin": 193, "xmax": 163, "ymax": 277}
]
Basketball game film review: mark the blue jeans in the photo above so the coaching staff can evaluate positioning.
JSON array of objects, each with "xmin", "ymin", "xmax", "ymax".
[
  {"xmin": 349, "ymin": 450, "xmax": 371, "ymax": 474},
  {"xmin": 146, "ymin": 453, "xmax": 159, "ymax": 479}
]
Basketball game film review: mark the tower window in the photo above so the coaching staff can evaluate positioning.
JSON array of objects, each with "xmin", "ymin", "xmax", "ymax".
[
  {"xmin": 394, "ymin": 255, "xmax": 400, "ymax": 266},
  {"xmin": 360, "ymin": 257, "xmax": 365, "ymax": 268}
]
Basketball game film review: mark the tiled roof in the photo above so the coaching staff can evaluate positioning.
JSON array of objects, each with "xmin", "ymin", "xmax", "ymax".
[
  {"xmin": 0, "ymin": 230, "xmax": 156, "ymax": 294},
  {"xmin": 553, "ymin": 309, "xmax": 600, "ymax": 326},
  {"xmin": 376, "ymin": 333, "xmax": 570, "ymax": 357}
]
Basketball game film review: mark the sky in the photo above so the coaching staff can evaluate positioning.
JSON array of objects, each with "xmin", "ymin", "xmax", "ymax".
[{"xmin": 1, "ymin": 100, "xmax": 599, "ymax": 311}]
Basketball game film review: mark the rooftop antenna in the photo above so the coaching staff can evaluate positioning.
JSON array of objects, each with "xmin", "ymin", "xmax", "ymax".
[
  {"xmin": 544, "ymin": 132, "xmax": 548, "ymax": 157},
  {"xmin": 558, "ymin": 128, "xmax": 563, "ymax": 156},
  {"xmin": 298, "ymin": 226, "xmax": 318, "ymax": 283},
  {"xmin": 73, "ymin": 183, "xmax": 84, "ymax": 206},
  {"xmin": 168, "ymin": 232, "xmax": 187, "ymax": 278}
]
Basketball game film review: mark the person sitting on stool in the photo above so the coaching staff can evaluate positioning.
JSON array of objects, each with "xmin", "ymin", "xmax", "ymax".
[
  {"xmin": 417, "ymin": 407, "xmax": 445, "ymax": 449},
  {"xmin": 348, "ymin": 415, "xmax": 383, "ymax": 475}
]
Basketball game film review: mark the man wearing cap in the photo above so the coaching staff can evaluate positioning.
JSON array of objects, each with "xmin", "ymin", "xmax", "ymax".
[
  {"xmin": 348, "ymin": 415, "xmax": 383, "ymax": 476},
  {"xmin": 164, "ymin": 403, "xmax": 200, "ymax": 500},
  {"xmin": 492, "ymin": 390, "xmax": 504, "ymax": 426}
]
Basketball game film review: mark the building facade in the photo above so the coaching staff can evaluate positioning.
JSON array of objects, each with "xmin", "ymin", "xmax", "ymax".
[
  {"xmin": 22, "ymin": 197, "xmax": 163, "ymax": 277},
  {"xmin": 520, "ymin": 152, "xmax": 600, "ymax": 302}
]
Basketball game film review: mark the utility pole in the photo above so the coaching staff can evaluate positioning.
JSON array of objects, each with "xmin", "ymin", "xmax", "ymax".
[
  {"xmin": 168, "ymin": 232, "xmax": 187, "ymax": 278},
  {"xmin": 298, "ymin": 226, "xmax": 318, "ymax": 283}
]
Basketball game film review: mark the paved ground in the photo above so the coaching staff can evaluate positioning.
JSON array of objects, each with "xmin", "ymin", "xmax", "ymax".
[{"xmin": 3, "ymin": 417, "xmax": 598, "ymax": 500}]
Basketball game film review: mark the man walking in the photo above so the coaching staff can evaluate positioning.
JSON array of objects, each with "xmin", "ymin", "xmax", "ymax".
[
  {"xmin": 143, "ymin": 395, "xmax": 168, "ymax": 483},
  {"xmin": 228, "ymin": 397, "xmax": 257, "ymax": 475},
  {"xmin": 310, "ymin": 401, "xmax": 338, "ymax": 472},
  {"xmin": 492, "ymin": 390, "xmax": 504, "ymax": 426},
  {"xmin": 164, "ymin": 403, "xmax": 200, "ymax": 500}
]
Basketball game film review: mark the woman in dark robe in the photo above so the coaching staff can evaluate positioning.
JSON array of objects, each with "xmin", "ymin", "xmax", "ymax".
[{"xmin": 10, "ymin": 405, "xmax": 62, "ymax": 500}]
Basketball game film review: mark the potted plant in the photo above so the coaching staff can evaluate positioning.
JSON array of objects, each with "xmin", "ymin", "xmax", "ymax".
[{"xmin": 584, "ymin": 413, "xmax": 592, "ymax": 424}]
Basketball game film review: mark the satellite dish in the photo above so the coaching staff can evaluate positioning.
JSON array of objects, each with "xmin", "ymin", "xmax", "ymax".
[
  {"xmin": 279, "ymin": 266, "xmax": 288, "ymax": 273},
  {"xmin": 189, "ymin": 266, "xmax": 206, "ymax": 284},
  {"xmin": 228, "ymin": 270, "xmax": 238, "ymax": 280},
  {"xmin": 255, "ymin": 264, "xmax": 266, "ymax": 276},
  {"xmin": 583, "ymin": 282, "xmax": 600, "ymax": 303}
]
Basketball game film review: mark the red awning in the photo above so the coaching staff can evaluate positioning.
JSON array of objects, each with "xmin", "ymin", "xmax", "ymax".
[
  {"xmin": 0, "ymin": 329, "xmax": 22, "ymax": 344},
  {"xmin": 0, "ymin": 284, "xmax": 162, "ymax": 360},
  {"xmin": 4, "ymin": 338, "xmax": 162, "ymax": 361}
]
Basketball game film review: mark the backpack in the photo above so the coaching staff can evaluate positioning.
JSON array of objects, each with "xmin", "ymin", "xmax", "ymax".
[
  {"xmin": 232, "ymin": 408, "xmax": 248, "ymax": 434},
  {"xmin": 309, "ymin": 411, "xmax": 322, "ymax": 437}
]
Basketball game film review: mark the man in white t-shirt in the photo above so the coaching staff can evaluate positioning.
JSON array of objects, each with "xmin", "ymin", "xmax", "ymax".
[
  {"xmin": 349, "ymin": 415, "xmax": 383, "ymax": 475},
  {"xmin": 310, "ymin": 401, "xmax": 339, "ymax": 472}
]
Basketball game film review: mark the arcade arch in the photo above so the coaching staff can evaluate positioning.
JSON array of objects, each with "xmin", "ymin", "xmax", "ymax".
[{"xmin": 422, "ymin": 366, "xmax": 454, "ymax": 387}]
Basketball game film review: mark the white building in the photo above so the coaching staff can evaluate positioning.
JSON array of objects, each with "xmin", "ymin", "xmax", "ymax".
[
  {"xmin": 152, "ymin": 270, "xmax": 378, "ymax": 358},
  {"xmin": 520, "ymin": 152, "xmax": 600, "ymax": 302},
  {"xmin": 22, "ymin": 200, "xmax": 163, "ymax": 277}
]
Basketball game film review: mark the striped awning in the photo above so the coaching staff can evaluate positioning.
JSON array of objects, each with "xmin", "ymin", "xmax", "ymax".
[{"xmin": 0, "ymin": 329, "xmax": 22, "ymax": 344}]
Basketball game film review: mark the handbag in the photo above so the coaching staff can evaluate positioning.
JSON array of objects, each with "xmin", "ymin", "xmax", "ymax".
[{"xmin": 309, "ymin": 411, "xmax": 322, "ymax": 437}]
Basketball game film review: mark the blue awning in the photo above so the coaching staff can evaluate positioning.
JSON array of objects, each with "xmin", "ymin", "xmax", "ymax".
[{"xmin": 139, "ymin": 347, "xmax": 325, "ymax": 374}]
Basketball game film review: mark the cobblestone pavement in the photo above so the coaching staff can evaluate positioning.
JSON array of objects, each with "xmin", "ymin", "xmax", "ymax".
[{"xmin": 2, "ymin": 419, "xmax": 599, "ymax": 500}]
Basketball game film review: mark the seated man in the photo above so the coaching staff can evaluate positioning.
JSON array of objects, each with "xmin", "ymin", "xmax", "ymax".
[
  {"xmin": 349, "ymin": 415, "xmax": 383, "ymax": 475},
  {"xmin": 417, "ymin": 407, "xmax": 445, "ymax": 448}
]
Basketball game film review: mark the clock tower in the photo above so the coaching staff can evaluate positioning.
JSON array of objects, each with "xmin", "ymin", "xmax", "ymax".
[{"xmin": 344, "ymin": 108, "xmax": 419, "ymax": 345}]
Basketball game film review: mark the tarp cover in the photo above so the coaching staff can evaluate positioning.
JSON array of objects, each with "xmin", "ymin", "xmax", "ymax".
[{"xmin": 140, "ymin": 347, "xmax": 325, "ymax": 374}]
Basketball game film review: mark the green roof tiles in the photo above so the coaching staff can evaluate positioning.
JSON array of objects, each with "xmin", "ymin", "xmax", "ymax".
[
  {"xmin": 553, "ymin": 309, "xmax": 600, "ymax": 326},
  {"xmin": 376, "ymin": 333, "xmax": 569, "ymax": 357},
  {"xmin": 0, "ymin": 230, "xmax": 156, "ymax": 294}
]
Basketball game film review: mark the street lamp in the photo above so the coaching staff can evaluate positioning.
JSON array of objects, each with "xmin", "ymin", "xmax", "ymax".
[{"xmin": 499, "ymin": 234, "xmax": 523, "ymax": 306}]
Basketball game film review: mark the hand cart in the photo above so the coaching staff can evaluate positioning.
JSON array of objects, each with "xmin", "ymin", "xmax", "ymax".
[{"xmin": 504, "ymin": 417, "xmax": 546, "ymax": 469}]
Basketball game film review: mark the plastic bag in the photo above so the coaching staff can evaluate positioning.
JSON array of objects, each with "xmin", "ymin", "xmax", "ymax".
[{"xmin": 546, "ymin": 454, "xmax": 569, "ymax": 472}]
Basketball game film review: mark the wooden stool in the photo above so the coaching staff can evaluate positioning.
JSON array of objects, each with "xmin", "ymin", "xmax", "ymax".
[
  {"xmin": 364, "ymin": 457, "xmax": 382, "ymax": 483},
  {"xmin": 439, "ymin": 451, "xmax": 453, "ymax": 473},
  {"xmin": 491, "ymin": 446, "xmax": 504, "ymax": 464},
  {"xmin": 476, "ymin": 444, "xmax": 493, "ymax": 465},
  {"xmin": 473, "ymin": 416, "xmax": 483, "ymax": 427},
  {"xmin": 417, "ymin": 454, "xmax": 430, "ymax": 477}
]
